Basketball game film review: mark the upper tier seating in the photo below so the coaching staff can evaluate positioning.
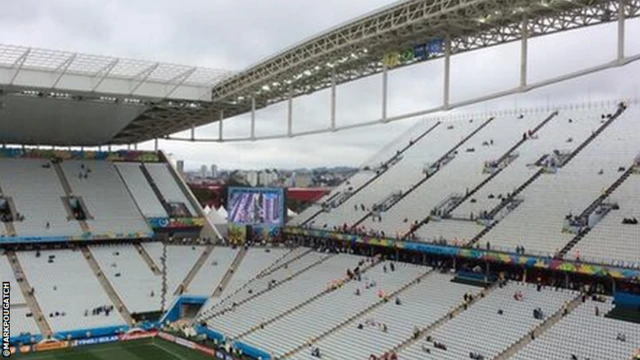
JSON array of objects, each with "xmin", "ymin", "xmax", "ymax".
[
  {"xmin": 364, "ymin": 114, "xmax": 541, "ymax": 237},
  {"xmin": 511, "ymin": 297, "xmax": 640, "ymax": 360},
  {"xmin": 17, "ymin": 249, "xmax": 127, "ymax": 332},
  {"xmin": 398, "ymin": 282, "xmax": 578, "ymax": 360},
  {"xmin": 241, "ymin": 261, "xmax": 426, "ymax": 358},
  {"xmin": 289, "ymin": 273, "xmax": 480, "ymax": 360},
  {"xmin": 310, "ymin": 119, "xmax": 481, "ymax": 229},
  {"xmin": 114, "ymin": 162, "xmax": 167, "ymax": 218},
  {"xmin": 289, "ymin": 172, "xmax": 375, "ymax": 227},
  {"xmin": 0, "ymin": 158, "xmax": 82, "ymax": 238},
  {"xmin": 90, "ymin": 243, "xmax": 161, "ymax": 314},
  {"xmin": 61, "ymin": 160, "xmax": 151, "ymax": 237},
  {"xmin": 485, "ymin": 107, "xmax": 640, "ymax": 256},
  {"xmin": 569, "ymin": 174, "xmax": 640, "ymax": 267},
  {"xmin": 144, "ymin": 163, "xmax": 197, "ymax": 216},
  {"xmin": 416, "ymin": 109, "xmax": 607, "ymax": 244}
]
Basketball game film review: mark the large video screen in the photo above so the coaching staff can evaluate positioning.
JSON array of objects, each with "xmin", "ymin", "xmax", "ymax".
[{"xmin": 227, "ymin": 187, "xmax": 285, "ymax": 226}]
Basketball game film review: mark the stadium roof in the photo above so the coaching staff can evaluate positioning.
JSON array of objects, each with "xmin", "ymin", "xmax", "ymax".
[{"xmin": 0, "ymin": 0, "xmax": 638, "ymax": 146}]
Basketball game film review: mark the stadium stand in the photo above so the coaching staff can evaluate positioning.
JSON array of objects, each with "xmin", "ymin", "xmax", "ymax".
[
  {"xmin": 186, "ymin": 246, "xmax": 240, "ymax": 296},
  {"xmin": 1, "ymin": 105, "xmax": 638, "ymax": 360},
  {"xmin": 361, "ymin": 113, "xmax": 542, "ymax": 237},
  {"xmin": 0, "ymin": 158, "xmax": 83, "ymax": 238},
  {"xmin": 202, "ymin": 249, "xmax": 327, "ymax": 315},
  {"xmin": 397, "ymin": 283, "xmax": 579, "ymax": 360},
  {"xmin": 61, "ymin": 160, "xmax": 152, "ymax": 237},
  {"xmin": 511, "ymin": 297, "xmax": 640, "ymax": 360},
  {"xmin": 114, "ymin": 162, "xmax": 168, "ymax": 218},
  {"xmin": 216, "ymin": 247, "xmax": 289, "ymax": 298},
  {"xmin": 0, "ymin": 254, "xmax": 25, "ymax": 304},
  {"xmin": 90, "ymin": 243, "xmax": 162, "ymax": 314},
  {"xmin": 200, "ymin": 254, "xmax": 363, "ymax": 338},
  {"xmin": 142, "ymin": 242, "xmax": 205, "ymax": 296},
  {"xmin": 143, "ymin": 163, "xmax": 198, "ymax": 216},
  {"xmin": 568, "ymin": 173, "xmax": 640, "ymax": 267},
  {"xmin": 240, "ymin": 261, "xmax": 427, "ymax": 358},
  {"xmin": 16, "ymin": 249, "xmax": 127, "ymax": 332},
  {"xmin": 311, "ymin": 118, "xmax": 481, "ymax": 230},
  {"xmin": 288, "ymin": 272, "xmax": 481, "ymax": 360}
]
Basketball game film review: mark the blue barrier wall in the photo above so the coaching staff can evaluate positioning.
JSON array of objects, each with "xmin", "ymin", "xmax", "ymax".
[
  {"xmin": 194, "ymin": 324, "xmax": 226, "ymax": 343},
  {"xmin": 159, "ymin": 295, "xmax": 208, "ymax": 324},
  {"xmin": 53, "ymin": 324, "xmax": 129, "ymax": 341},
  {"xmin": 233, "ymin": 341, "xmax": 271, "ymax": 360},
  {"xmin": 614, "ymin": 291, "xmax": 640, "ymax": 309}
]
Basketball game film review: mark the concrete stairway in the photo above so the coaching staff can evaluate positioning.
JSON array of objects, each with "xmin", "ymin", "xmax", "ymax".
[
  {"xmin": 492, "ymin": 292, "xmax": 584, "ymax": 360},
  {"xmin": 211, "ymin": 246, "xmax": 248, "ymax": 297},
  {"xmin": 6, "ymin": 250, "xmax": 53, "ymax": 336},
  {"xmin": 234, "ymin": 256, "xmax": 383, "ymax": 340},
  {"xmin": 282, "ymin": 268, "xmax": 436, "ymax": 359},
  {"xmin": 176, "ymin": 244, "xmax": 215, "ymax": 295},
  {"xmin": 81, "ymin": 246, "xmax": 134, "ymax": 326},
  {"xmin": 134, "ymin": 243, "xmax": 162, "ymax": 275}
]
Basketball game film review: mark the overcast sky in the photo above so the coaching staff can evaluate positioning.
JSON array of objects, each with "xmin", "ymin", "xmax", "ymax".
[{"xmin": 1, "ymin": 0, "xmax": 639, "ymax": 170}]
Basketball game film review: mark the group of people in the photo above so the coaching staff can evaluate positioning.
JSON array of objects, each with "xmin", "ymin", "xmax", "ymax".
[{"xmin": 621, "ymin": 217, "xmax": 638, "ymax": 225}]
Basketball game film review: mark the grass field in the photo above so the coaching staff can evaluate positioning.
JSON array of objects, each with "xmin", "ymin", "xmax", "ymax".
[{"xmin": 13, "ymin": 338, "xmax": 213, "ymax": 360}]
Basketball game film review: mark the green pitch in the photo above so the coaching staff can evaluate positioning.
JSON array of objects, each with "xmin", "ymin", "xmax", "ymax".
[{"xmin": 12, "ymin": 338, "xmax": 213, "ymax": 360}]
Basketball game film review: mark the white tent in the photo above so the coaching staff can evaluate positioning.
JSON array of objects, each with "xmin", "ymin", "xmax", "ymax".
[
  {"xmin": 207, "ymin": 208, "xmax": 226, "ymax": 225},
  {"xmin": 203, "ymin": 205, "xmax": 212, "ymax": 214},
  {"xmin": 287, "ymin": 208, "xmax": 298, "ymax": 218},
  {"xmin": 217, "ymin": 206, "xmax": 228, "ymax": 220}
]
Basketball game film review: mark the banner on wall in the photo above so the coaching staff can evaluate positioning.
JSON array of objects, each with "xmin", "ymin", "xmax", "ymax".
[
  {"xmin": 147, "ymin": 217, "xmax": 206, "ymax": 229},
  {"xmin": 381, "ymin": 38, "xmax": 445, "ymax": 68},
  {"xmin": 33, "ymin": 341, "xmax": 69, "ymax": 352},
  {"xmin": 72, "ymin": 335, "xmax": 119, "ymax": 347},
  {"xmin": 286, "ymin": 227, "xmax": 640, "ymax": 281},
  {"xmin": 0, "ymin": 148, "xmax": 160, "ymax": 162}
]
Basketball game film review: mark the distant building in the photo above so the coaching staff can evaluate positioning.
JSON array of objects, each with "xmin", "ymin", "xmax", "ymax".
[
  {"xmin": 293, "ymin": 173, "xmax": 313, "ymax": 187},
  {"xmin": 259, "ymin": 171, "xmax": 279, "ymax": 186},
  {"xmin": 200, "ymin": 165, "xmax": 208, "ymax": 178},
  {"xmin": 210, "ymin": 164, "xmax": 218, "ymax": 178},
  {"xmin": 176, "ymin": 160, "xmax": 185, "ymax": 174}
]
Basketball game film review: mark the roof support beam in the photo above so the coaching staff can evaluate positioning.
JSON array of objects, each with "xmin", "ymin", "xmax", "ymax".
[
  {"xmin": 92, "ymin": 59, "xmax": 119, "ymax": 92},
  {"xmin": 618, "ymin": 0, "xmax": 626, "ymax": 64},
  {"xmin": 250, "ymin": 96, "xmax": 256, "ymax": 140},
  {"xmin": 287, "ymin": 87, "xmax": 293, "ymax": 136},
  {"xmin": 218, "ymin": 109, "xmax": 224, "ymax": 142},
  {"xmin": 443, "ymin": 36, "xmax": 451, "ymax": 110},
  {"xmin": 520, "ymin": 16, "xmax": 529, "ymax": 89},
  {"xmin": 9, "ymin": 48, "xmax": 31, "ymax": 85},
  {"xmin": 164, "ymin": 67, "xmax": 197, "ymax": 99},
  {"xmin": 381, "ymin": 63, "xmax": 388, "ymax": 122},
  {"xmin": 330, "ymin": 68, "xmax": 336, "ymax": 130},
  {"xmin": 129, "ymin": 62, "xmax": 160, "ymax": 95},
  {"xmin": 52, "ymin": 53, "xmax": 77, "ymax": 89}
]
